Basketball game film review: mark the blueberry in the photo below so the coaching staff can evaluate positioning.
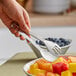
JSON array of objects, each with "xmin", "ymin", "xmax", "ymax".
[
  {"xmin": 56, "ymin": 40, "xmax": 62, "ymax": 45},
  {"xmin": 52, "ymin": 38, "xmax": 58, "ymax": 42},
  {"xmin": 67, "ymin": 41, "xmax": 70, "ymax": 44},
  {"xmin": 45, "ymin": 38, "xmax": 49, "ymax": 40},
  {"xmin": 62, "ymin": 39, "xmax": 70, "ymax": 46},
  {"xmin": 36, "ymin": 40, "xmax": 40, "ymax": 44},
  {"xmin": 50, "ymin": 38, "xmax": 57, "ymax": 42},
  {"xmin": 36, "ymin": 40, "xmax": 45, "ymax": 46},
  {"xmin": 47, "ymin": 38, "xmax": 53, "ymax": 41},
  {"xmin": 59, "ymin": 38, "xmax": 65, "ymax": 42},
  {"xmin": 48, "ymin": 37, "xmax": 52, "ymax": 41},
  {"xmin": 45, "ymin": 37, "xmax": 54, "ymax": 42},
  {"xmin": 62, "ymin": 40, "xmax": 67, "ymax": 45},
  {"xmin": 53, "ymin": 38, "xmax": 58, "ymax": 42},
  {"xmin": 59, "ymin": 43, "xmax": 65, "ymax": 47},
  {"xmin": 59, "ymin": 38, "xmax": 64, "ymax": 40},
  {"xmin": 65, "ymin": 40, "xmax": 70, "ymax": 45},
  {"xmin": 39, "ymin": 40, "xmax": 45, "ymax": 46}
]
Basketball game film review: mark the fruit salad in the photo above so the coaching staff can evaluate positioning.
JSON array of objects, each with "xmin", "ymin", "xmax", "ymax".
[{"xmin": 27, "ymin": 56, "xmax": 76, "ymax": 76}]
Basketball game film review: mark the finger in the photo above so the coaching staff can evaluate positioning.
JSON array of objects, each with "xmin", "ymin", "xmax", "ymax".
[
  {"xmin": 15, "ymin": 32, "xmax": 20, "ymax": 37},
  {"xmin": 18, "ymin": 13, "xmax": 30, "ymax": 34},
  {"xmin": 9, "ymin": 24, "xmax": 20, "ymax": 36},
  {"xmin": 0, "ymin": 10, "xmax": 12, "ymax": 29},
  {"xmin": 12, "ymin": 24, "xmax": 29, "ymax": 39},
  {"xmin": 9, "ymin": 28, "xmax": 17, "ymax": 34},
  {"xmin": 12, "ymin": 24, "xmax": 30, "ymax": 40},
  {"xmin": 0, "ymin": 11, "xmax": 18, "ymax": 36},
  {"xmin": 11, "ymin": 25, "xmax": 20, "ymax": 37},
  {"xmin": 20, "ymin": 35, "xmax": 25, "ymax": 40},
  {"xmin": 19, "ymin": 29, "xmax": 31, "ymax": 38},
  {"xmin": 23, "ymin": 10, "xmax": 31, "ymax": 30}
]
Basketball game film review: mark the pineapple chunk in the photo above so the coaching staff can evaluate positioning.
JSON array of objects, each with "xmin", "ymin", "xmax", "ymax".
[
  {"xmin": 30, "ymin": 63, "xmax": 38, "ymax": 69},
  {"xmin": 30, "ymin": 63, "xmax": 38, "ymax": 74},
  {"xmin": 53, "ymin": 57, "xmax": 68, "ymax": 64},
  {"xmin": 31, "ymin": 69, "xmax": 46, "ymax": 75},
  {"xmin": 69, "ymin": 63, "xmax": 76, "ymax": 72},
  {"xmin": 61, "ymin": 70, "xmax": 72, "ymax": 76}
]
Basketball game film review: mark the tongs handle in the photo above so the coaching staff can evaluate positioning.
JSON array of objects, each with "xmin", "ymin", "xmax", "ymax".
[{"xmin": 19, "ymin": 32, "xmax": 43, "ymax": 58}]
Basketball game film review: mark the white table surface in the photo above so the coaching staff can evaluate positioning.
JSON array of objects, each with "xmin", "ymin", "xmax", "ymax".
[{"xmin": 0, "ymin": 26, "xmax": 76, "ymax": 60}]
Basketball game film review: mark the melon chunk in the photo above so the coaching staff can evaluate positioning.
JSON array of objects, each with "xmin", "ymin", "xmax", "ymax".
[{"xmin": 36, "ymin": 59, "xmax": 52, "ymax": 72}]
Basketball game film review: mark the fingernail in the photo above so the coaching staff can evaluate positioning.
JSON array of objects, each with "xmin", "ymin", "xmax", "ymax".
[
  {"xmin": 20, "ymin": 35, "xmax": 25, "ymax": 40},
  {"xmin": 15, "ymin": 33, "xmax": 20, "ymax": 37}
]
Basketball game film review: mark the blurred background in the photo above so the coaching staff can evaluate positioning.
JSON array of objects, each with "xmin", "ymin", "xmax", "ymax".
[
  {"xmin": 0, "ymin": 0, "xmax": 76, "ymax": 60},
  {"xmin": 17, "ymin": 0, "xmax": 76, "ymax": 14},
  {"xmin": 0, "ymin": 0, "xmax": 76, "ymax": 27}
]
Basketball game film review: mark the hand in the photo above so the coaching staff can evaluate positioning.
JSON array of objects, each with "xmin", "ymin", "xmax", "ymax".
[{"xmin": 0, "ymin": 0, "xmax": 31, "ymax": 40}]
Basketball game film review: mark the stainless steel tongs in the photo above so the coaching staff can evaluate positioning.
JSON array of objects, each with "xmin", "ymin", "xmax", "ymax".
[
  {"xmin": 20, "ymin": 32, "xmax": 59, "ymax": 62},
  {"xmin": 30, "ymin": 32, "xmax": 62, "ymax": 56}
]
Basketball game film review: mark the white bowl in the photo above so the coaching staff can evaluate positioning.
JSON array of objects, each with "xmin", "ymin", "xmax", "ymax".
[
  {"xmin": 33, "ymin": 0, "xmax": 71, "ymax": 13},
  {"xmin": 37, "ymin": 39, "xmax": 72, "ymax": 55}
]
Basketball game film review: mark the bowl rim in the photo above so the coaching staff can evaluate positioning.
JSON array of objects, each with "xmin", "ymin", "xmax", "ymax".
[{"xmin": 23, "ymin": 58, "xmax": 41, "ymax": 76}]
